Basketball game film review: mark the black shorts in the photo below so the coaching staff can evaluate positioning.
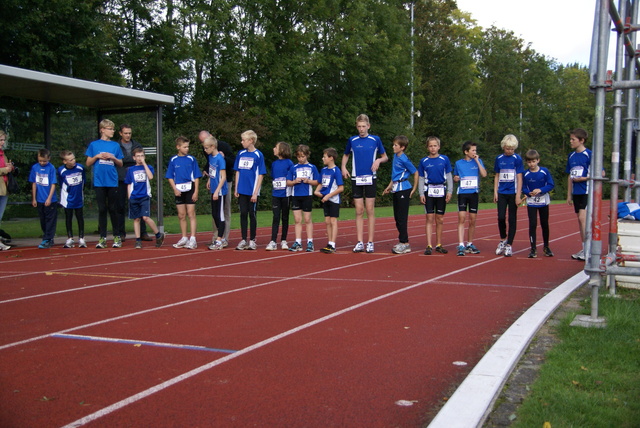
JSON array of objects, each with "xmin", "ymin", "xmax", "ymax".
[
  {"xmin": 457, "ymin": 193, "xmax": 479, "ymax": 213},
  {"xmin": 351, "ymin": 178, "xmax": 377, "ymax": 199},
  {"xmin": 572, "ymin": 194, "xmax": 588, "ymax": 212},
  {"xmin": 424, "ymin": 193, "xmax": 447, "ymax": 215},
  {"xmin": 291, "ymin": 195, "xmax": 313, "ymax": 212},
  {"xmin": 322, "ymin": 201, "xmax": 340, "ymax": 218},
  {"xmin": 174, "ymin": 187, "xmax": 196, "ymax": 205}
]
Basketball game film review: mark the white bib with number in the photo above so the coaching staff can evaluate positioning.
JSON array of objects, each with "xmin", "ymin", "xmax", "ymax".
[
  {"xmin": 67, "ymin": 172, "xmax": 83, "ymax": 186},
  {"xmin": 134, "ymin": 171, "xmax": 147, "ymax": 182},
  {"xmin": 36, "ymin": 173, "xmax": 49, "ymax": 186},
  {"xmin": 499, "ymin": 169, "xmax": 515, "ymax": 182},
  {"xmin": 273, "ymin": 178, "xmax": 286, "ymax": 190},
  {"xmin": 355, "ymin": 175, "xmax": 373, "ymax": 186},
  {"xmin": 570, "ymin": 166, "xmax": 584, "ymax": 178},
  {"xmin": 238, "ymin": 156, "xmax": 254, "ymax": 170},
  {"xmin": 527, "ymin": 193, "xmax": 550, "ymax": 207},
  {"xmin": 427, "ymin": 184, "xmax": 445, "ymax": 197},
  {"xmin": 460, "ymin": 176, "xmax": 478, "ymax": 190},
  {"xmin": 98, "ymin": 159, "xmax": 114, "ymax": 166},
  {"xmin": 296, "ymin": 168, "xmax": 311, "ymax": 179},
  {"xmin": 176, "ymin": 182, "xmax": 192, "ymax": 192}
]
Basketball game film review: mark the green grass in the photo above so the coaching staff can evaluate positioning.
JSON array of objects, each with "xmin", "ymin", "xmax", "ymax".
[{"xmin": 513, "ymin": 288, "xmax": 640, "ymax": 428}]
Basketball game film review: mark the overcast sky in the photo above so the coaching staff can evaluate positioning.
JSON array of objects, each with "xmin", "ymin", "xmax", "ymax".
[{"xmin": 455, "ymin": 0, "xmax": 599, "ymax": 66}]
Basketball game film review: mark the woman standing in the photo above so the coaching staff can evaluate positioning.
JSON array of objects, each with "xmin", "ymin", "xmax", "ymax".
[{"xmin": 0, "ymin": 130, "xmax": 15, "ymax": 250}]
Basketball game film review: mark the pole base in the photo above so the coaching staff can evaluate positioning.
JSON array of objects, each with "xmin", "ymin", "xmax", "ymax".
[{"xmin": 570, "ymin": 314, "xmax": 607, "ymax": 328}]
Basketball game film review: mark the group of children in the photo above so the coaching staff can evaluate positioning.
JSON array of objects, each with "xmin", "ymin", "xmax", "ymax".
[{"xmin": 25, "ymin": 115, "xmax": 591, "ymax": 259}]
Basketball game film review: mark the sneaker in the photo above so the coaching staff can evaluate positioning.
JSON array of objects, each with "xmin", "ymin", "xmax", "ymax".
[
  {"xmin": 0, "ymin": 241, "xmax": 10, "ymax": 251},
  {"xmin": 135, "ymin": 241, "xmax": 143, "ymax": 249},
  {"xmin": 78, "ymin": 238, "xmax": 87, "ymax": 248},
  {"xmin": 306, "ymin": 241, "xmax": 314, "ymax": 252},
  {"xmin": 173, "ymin": 236, "xmax": 189, "ymax": 248},
  {"xmin": 465, "ymin": 243, "xmax": 480, "ymax": 254},
  {"xmin": 504, "ymin": 244, "xmax": 513, "ymax": 257},
  {"xmin": 543, "ymin": 246, "xmax": 554, "ymax": 257},
  {"xmin": 571, "ymin": 249, "xmax": 585, "ymax": 261},
  {"xmin": 528, "ymin": 249, "xmax": 537, "ymax": 258},
  {"xmin": 155, "ymin": 233, "xmax": 165, "ymax": 248},
  {"xmin": 38, "ymin": 239, "xmax": 52, "ymax": 249},
  {"xmin": 0, "ymin": 229, "xmax": 12, "ymax": 243},
  {"xmin": 392, "ymin": 243, "xmax": 411, "ymax": 254},
  {"xmin": 266, "ymin": 241, "xmax": 278, "ymax": 251},
  {"xmin": 424, "ymin": 246, "xmax": 433, "ymax": 255},
  {"xmin": 353, "ymin": 241, "xmax": 365, "ymax": 253},
  {"xmin": 365, "ymin": 242, "xmax": 374, "ymax": 253},
  {"xmin": 496, "ymin": 240, "xmax": 506, "ymax": 255},
  {"xmin": 320, "ymin": 244, "xmax": 336, "ymax": 254},
  {"xmin": 457, "ymin": 245, "xmax": 465, "ymax": 256},
  {"xmin": 289, "ymin": 241, "xmax": 303, "ymax": 252},
  {"xmin": 280, "ymin": 240, "xmax": 289, "ymax": 250},
  {"xmin": 248, "ymin": 240, "xmax": 257, "ymax": 250},
  {"xmin": 112, "ymin": 236, "xmax": 122, "ymax": 248},
  {"xmin": 96, "ymin": 237, "xmax": 107, "ymax": 249},
  {"xmin": 208, "ymin": 240, "xmax": 223, "ymax": 250},
  {"xmin": 64, "ymin": 238, "xmax": 75, "ymax": 248},
  {"xmin": 435, "ymin": 245, "xmax": 448, "ymax": 254},
  {"xmin": 221, "ymin": 239, "xmax": 229, "ymax": 248},
  {"xmin": 185, "ymin": 237, "xmax": 197, "ymax": 249},
  {"xmin": 236, "ymin": 239, "xmax": 247, "ymax": 250}
]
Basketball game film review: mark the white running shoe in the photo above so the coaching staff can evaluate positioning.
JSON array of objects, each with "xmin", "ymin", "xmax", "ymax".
[
  {"xmin": 504, "ymin": 244, "xmax": 513, "ymax": 257},
  {"xmin": 173, "ymin": 236, "xmax": 189, "ymax": 248},
  {"xmin": 365, "ymin": 242, "xmax": 374, "ymax": 253},
  {"xmin": 280, "ymin": 240, "xmax": 289, "ymax": 250},
  {"xmin": 0, "ymin": 241, "xmax": 11, "ymax": 251},
  {"xmin": 571, "ymin": 249, "xmax": 585, "ymax": 261},
  {"xmin": 185, "ymin": 237, "xmax": 197, "ymax": 249},
  {"xmin": 236, "ymin": 240, "xmax": 247, "ymax": 250},
  {"xmin": 353, "ymin": 241, "xmax": 365, "ymax": 253},
  {"xmin": 221, "ymin": 239, "xmax": 229, "ymax": 248},
  {"xmin": 248, "ymin": 239, "xmax": 257, "ymax": 250},
  {"xmin": 208, "ymin": 241, "xmax": 223, "ymax": 250},
  {"xmin": 78, "ymin": 238, "xmax": 87, "ymax": 248},
  {"xmin": 266, "ymin": 241, "xmax": 277, "ymax": 251},
  {"xmin": 64, "ymin": 238, "xmax": 75, "ymax": 248},
  {"xmin": 495, "ymin": 240, "xmax": 506, "ymax": 255}
]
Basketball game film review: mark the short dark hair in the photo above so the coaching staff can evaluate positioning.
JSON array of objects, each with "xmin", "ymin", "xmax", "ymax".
[
  {"xmin": 525, "ymin": 149, "xmax": 540, "ymax": 161},
  {"xmin": 295, "ymin": 144, "xmax": 311, "ymax": 158},
  {"xmin": 132, "ymin": 147, "xmax": 145, "ymax": 156},
  {"xmin": 462, "ymin": 141, "xmax": 477, "ymax": 153},
  {"xmin": 571, "ymin": 128, "xmax": 588, "ymax": 142},
  {"xmin": 393, "ymin": 135, "xmax": 409, "ymax": 149},
  {"xmin": 37, "ymin": 148, "xmax": 50, "ymax": 158},
  {"xmin": 323, "ymin": 147, "xmax": 338, "ymax": 161},
  {"xmin": 175, "ymin": 136, "xmax": 189, "ymax": 146}
]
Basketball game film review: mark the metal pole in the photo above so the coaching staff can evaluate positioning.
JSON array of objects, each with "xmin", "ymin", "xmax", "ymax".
[
  {"xmin": 156, "ymin": 106, "xmax": 164, "ymax": 233},
  {"xmin": 410, "ymin": 2, "xmax": 415, "ymax": 130}
]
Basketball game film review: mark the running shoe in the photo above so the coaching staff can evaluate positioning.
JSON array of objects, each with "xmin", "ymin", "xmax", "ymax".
[
  {"xmin": 155, "ymin": 233, "xmax": 165, "ymax": 248},
  {"xmin": 236, "ymin": 239, "xmax": 247, "ymax": 250},
  {"xmin": 457, "ymin": 245, "xmax": 465, "ymax": 256},
  {"xmin": 208, "ymin": 240, "xmax": 223, "ymax": 250},
  {"xmin": 289, "ymin": 241, "xmax": 303, "ymax": 252},
  {"xmin": 571, "ymin": 249, "xmax": 585, "ymax": 261},
  {"xmin": 78, "ymin": 238, "xmax": 87, "ymax": 248},
  {"xmin": 185, "ymin": 237, "xmax": 197, "ymax": 249},
  {"xmin": 173, "ymin": 236, "xmax": 189, "ymax": 249},
  {"xmin": 266, "ymin": 241, "xmax": 278, "ymax": 251},
  {"xmin": 543, "ymin": 246, "xmax": 554, "ymax": 257},
  {"xmin": 365, "ymin": 242, "xmax": 374, "ymax": 253},
  {"xmin": 248, "ymin": 239, "xmax": 257, "ymax": 250},
  {"xmin": 504, "ymin": 244, "xmax": 513, "ymax": 257},
  {"xmin": 435, "ymin": 245, "xmax": 448, "ymax": 254},
  {"xmin": 352, "ymin": 241, "xmax": 365, "ymax": 253},
  {"xmin": 465, "ymin": 243, "xmax": 480, "ymax": 254},
  {"xmin": 306, "ymin": 241, "xmax": 314, "ymax": 252},
  {"xmin": 392, "ymin": 243, "xmax": 411, "ymax": 254},
  {"xmin": 0, "ymin": 241, "xmax": 10, "ymax": 251},
  {"xmin": 280, "ymin": 240, "xmax": 289, "ymax": 250},
  {"xmin": 96, "ymin": 237, "xmax": 107, "ymax": 249},
  {"xmin": 528, "ymin": 248, "xmax": 537, "ymax": 258},
  {"xmin": 424, "ymin": 246, "xmax": 433, "ymax": 255},
  {"xmin": 64, "ymin": 238, "xmax": 75, "ymax": 248},
  {"xmin": 221, "ymin": 239, "xmax": 229, "ymax": 248},
  {"xmin": 38, "ymin": 239, "xmax": 52, "ymax": 249},
  {"xmin": 0, "ymin": 229, "xmax": 11, "ymax": 243},
  {"xmin": 135, "ymin": 241, "xmax": 143, "ymax": 249},
  {"xmin": 495, "ymin": 240, "xmax": 506, "ymax": 255},
  {"xmin": 320, "ymin": 244, "xmax": 336, "ymax": 254},
  {"xmin": 112, "ymin": 236, "xmax": 122, "ymax": 248}
]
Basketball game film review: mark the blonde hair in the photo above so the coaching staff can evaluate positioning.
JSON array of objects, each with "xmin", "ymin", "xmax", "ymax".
[
  {"xmin": 426, "ymin": 136, "xmax": 440, "ymax": 146},
  {"xmin": 500, "ymin": 134, "xmax": 519, "ymax": 150},
  {"xmin": 99, "ymin": 119, "xmax": 115, "ymax": 130},
  {"xmin": 241, "ymin": 130, "xmax": 258, "ymax": 146},
  {"xmin": 203, "ymin": 135, "xmax": 218, "ymax": 149},
  {"xmin": 355, "ymin": 114, "xmax": 370, "ymax": 125}
]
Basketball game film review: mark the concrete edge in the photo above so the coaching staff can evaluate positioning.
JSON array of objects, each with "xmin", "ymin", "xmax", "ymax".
[{"xmin": 427, "ymin": 271, "xmax": 589, "ymax": 428}]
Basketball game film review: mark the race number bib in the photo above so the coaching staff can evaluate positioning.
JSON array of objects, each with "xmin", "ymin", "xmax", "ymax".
[
  {"xmin": 36, "ymin": 173, "xmax": 49, "ymax": 186},
  {"xmin": 527, "ymin": 193, "xmax": 550, "ymax": 207},
  {"xmin": 98, "ymin": 159, "xmax": 114, "ymax": 166},
  {"xmin": 355, "ymin": 175, "xmax": 373, "ymax": 186},
  {"xmin": 296, "ymin": 168, "xmax": 311, "ymax": 179},
  {"xmin": 499, "ymin": 169, "xmax": 515, "ymax": 182},
  {"xmin": 460, "ymin": 176, "xmax": 478, "ymax": 190},
  {"xmin": 134, "ymin": 171, "xmax": 147, "ymax": 182},
  {"xmin": 273, "ymin": 178, "xmax": 286, "ymax": 190},
  {"xmin": 570, "ymin": 166, "xmax": 584, "ymax": 179},
  {"xmin": 208, "ymin": 165, "xmax": 218, "ymax": 178},
  {"xmin": 238, "ymin": 156, "xmax": 254, "ymax": 170},
  {"xmin": 322, "ymin": 175, "xmax": 331, "ymax": 187},
  {"xmin": 176, "ymin": 182, "xmax": 192, "ymax": 192},
  {"xmin": 427, "ymin": 184, "xmax": 445, "ymax": 197},
  {"xmin": 67, "ymin": 172, "xmax": 83, "ymax": 186}
]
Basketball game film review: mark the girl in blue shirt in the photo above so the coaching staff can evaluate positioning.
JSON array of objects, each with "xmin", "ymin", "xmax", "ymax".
[{"xmin": 266, "ymin": 142, "xmax": 294, "ymax": 251}]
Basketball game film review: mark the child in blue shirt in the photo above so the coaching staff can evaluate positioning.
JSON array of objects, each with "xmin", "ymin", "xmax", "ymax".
[
  {"xmin": 493, "ymin": 134, "xmax": 524, "ymax": 257},
  {"xmin": 523, "ymin": 149, "xmax": 555, "ymax": 258},
  {"xmin": 166, "ymin": 136, "xmax": 201, "ymax": 249},
  {"xmin": 125, "ymin": 148, "xmax": 164, "ymax": 249},
  {"xmin": 266, "ymin": 142, "xmax": 294, "ymax": 251},
  {"xmin": 566, "ymin": 128, "xmax": 591, "ymax": 261},
  {"xmin": 315, "ymin": 147, "xmax": 344, "ymax": 254},
  {"xmin": 234, "ymin": 130, "xmax": 267, "ymax": 250},
  {"xmin": 29, "ymin": 149, "xmax": 58, "ymax": 249},
  {"xmin": 383, "ymin": 135, "xmax": 418, "ymax": 254},
  {"xmin": 58, "ymin": 150, "xmax": 86, "ymax": 248},
  {"xmin": 287, "ymin": 144, "xmax": 320, "ymax": 252},
  {"xmin": 203, "ymin": 136, "xmax": 228, "ymax": 250}
]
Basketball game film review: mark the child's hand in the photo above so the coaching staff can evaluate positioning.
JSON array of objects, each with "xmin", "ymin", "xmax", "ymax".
[
  {"xmin": 32, "ymin": 199, "xmax": 37, "ymax": 208},
  {"xmin": 173, "ymin": 188, "xmax": 181, "ymax": 197},
  {"xmin": 383, "ymin": 186, "xmax": 391, "ymax": 194},
  {"xmin": 420, "ymin": 194, "xmax": 426, "ymax": 205},
  {"xmin": 212, "ymin": 191, "xmax": 219, "ymax": 200}
]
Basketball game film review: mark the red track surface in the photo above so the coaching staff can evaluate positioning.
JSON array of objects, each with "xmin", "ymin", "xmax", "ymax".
[{"xmin": 0, "ymin": 204, "xmax": 598, "ymax": 427}]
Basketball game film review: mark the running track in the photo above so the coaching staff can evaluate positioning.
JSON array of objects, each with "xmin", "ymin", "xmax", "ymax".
[{"xmin": 0, "ymin": 204, "xmax": 595, "ymax": 427}]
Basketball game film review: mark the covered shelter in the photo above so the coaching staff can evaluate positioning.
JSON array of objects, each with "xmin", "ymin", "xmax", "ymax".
[{"xmin": 0, "ymin": 64, "xmax": 174, "ymax": 230}]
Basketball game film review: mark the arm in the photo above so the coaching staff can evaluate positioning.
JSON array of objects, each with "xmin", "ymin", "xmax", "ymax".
[
  {"xmin": 476, "ymin": 157, "xmax": 487, "ymax": 177},
  {"xmin": 213, "ymin": 170, "xmax": 226, "ymax": 199},
  {"xmin": 445, "ymin": 172, "xmax": 453, "ymax": 203},
  {"xmin": 515, "ymin": 173, "xmax": 523, "ymax": 205},
  {"xmin": 143, "ymin": 162, "xmax": 154, "ymax": 180},
  {"xmin": 410, "ymin": 171, "xmax": 419, "ymax": 198},
  {"xmin": 31, "ymin": 182, "xmax": 37, "ymax": 207},
  {"xmin": 493, "ymin": 174, "xmax": 499, "ymax": 203},
  {"xmin": 234, "ymin": 171, "xmax": 240, "ymax": 198},
  {"xmin": 45, "ymin": 183, "xmax": 56, "ymax": 206},
  {"xmin": 314, "ymin": 183, "xmax": 323, "ymax": 198},
  {"xmin": 168, "ymin": 178, "xmax": 181, "ymax": 197},
  {"xmin": 192, "ymin": 178, "xmax": 199, "ymax": 202},
  {"xmin": 323, "ymin": 184, "xmax": 344, "ymax": 202},
  {"xmin": 341, "ymin": 154, "xmax": 351, "ymax": 179},
  {"xmin": 566, "ymin": 175, "xmax": 573, "ymax": 204},
  {"xmin": 371, "ymin": 152, "xmax": 389, "ymax": 172},
  {"xmin": 252, "ymin": 175, "xmax": 264, "ymax": 202}
]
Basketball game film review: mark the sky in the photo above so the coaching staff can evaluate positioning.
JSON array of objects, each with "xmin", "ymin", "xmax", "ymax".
[{"xmin": 455, "ymin": 0, "xmax": 599, "ymax": 66}]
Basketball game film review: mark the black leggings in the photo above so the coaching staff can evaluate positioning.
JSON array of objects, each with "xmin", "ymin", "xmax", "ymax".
[
  {"xmin": 497, "ymin": 193, "xmax": 518, "ymax": 245},
  {"xmin": 393, "ymin": 189, "xmax": 411, "ymax": 243},
  {"xmin": 238, "ymin": 194, "xmax": 257, "ymax": 241},
  {"xmin": 271, "ymin": 196, "xmax": 290, "ymax": 242},
  {"xmin": 210, "ymin": 196, "xmax": 226, "ymax": 239},
  {"xmin": 94, "ymin": 186, "xmax": 119, "ymax": 238},
  {"xmin": 64, "ymin": 207, "xmax": 84, "ymax": 238},
  {"xmin": 527, "ymin": 205, "xmax": 550, "ymax": 248}
]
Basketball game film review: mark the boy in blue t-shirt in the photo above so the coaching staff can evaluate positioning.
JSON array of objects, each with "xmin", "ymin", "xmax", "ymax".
[
  {"xmin": 493, "ymin": 134, "xmax": 524, "ymax": 257},
  {"xmin": 125, "ymin": 148, "xmax": 164, "ymax": 249},
  {"xmin": 523, "ymin": 149, "xmax": 555, "ymax": 258},
  {"xmin": 166, "ymin": 136, "xmax": 201, "ymax": 250},
  {"xmin": 266, "ymin": 141, "xmax": 294, "ymax": 251},
  {"xmin": 287, "ymin": 144, "xmax": 320, "ymax": 252},
  {"xmin": 315, "ymin": 147, "xmax": 344, "ymax": 254},
  {"xmin": 383, "ymin": 135, "xmax": 418, "ymax": 254},
  {"xmin": 203, "ymin": 136, "xmax": 228, "ymax": 250},
  {"xmin": 58, "ymin": 150, "xmax": 86, "ymax": 248},
  {"xmin": 565, "ymin": 128, "xmax": 590, "ymax": 261},
  {"xmin": 29, "ymin": 149, "xmax": 58, "ymax": 249},
  {"xmin": 453, "ymin": 141, "xmax": 487, "ymax": 256}
]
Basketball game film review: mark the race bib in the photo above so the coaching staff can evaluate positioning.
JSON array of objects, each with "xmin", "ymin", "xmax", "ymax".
[
  {"xmin": 238, "ymin": 156, "xmax": 254, "ymax": 170},
  {"xmin": 392, "ymin": 181, "xmax": 402, "ymax": 192},
  {"xmin": 460, "ymin": 176, "xmax": 478, "ymax": 190},
  {"xmin": 36, "ymin": 173, "xmax": 49, "ymax": 186},
  {"xmin": 427, "ymin": 184, "xmax": 445, "ymax": 197},
  {"xmin": 322, "ymin": 176, "xmax": 331, "ymax": 187},
  {"xmin": 499, "ymin": 169, "xmax": 515, "ymax": 182},
  {"xmin": 208, "ymin": 165, "xmax": 217, "ymax": 177},
  {"xmin": 134, "ymin": 171, "xmax": 147, "ymax": 182},
  {"xmin": 296, "ymin": 168, "xmax": 312, "ymax": 179},
  {"xmin": 67, "ymin": 172, "xmax": 83, "ymax": 186},
  {"xmin": 98, "ymin": 159, "xmax": 114, "ymax": 166},
  {"xmin": 273, "ymin": 178, "xmax": 286, "ymax": 190},
  {"xmin": 570, "ymin": 166, "xmax": 584, "ymax": 178},
  {"xmin": 527, "ymin": 193, "xmax": 550, "ymax": 207},
  {"xmin": 176, "ymin": 182, "xmax": 192, "ymax": 192},
  {"xmin": 355, "ymin": 175, "xmax": 373, "ymax": 186}
]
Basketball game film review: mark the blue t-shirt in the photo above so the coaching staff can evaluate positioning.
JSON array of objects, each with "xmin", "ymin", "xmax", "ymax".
[
  {"xmin": 565, "ymin": 148, "xmax": 591, "ymax": 195},
  {"xmin": 418, "ymin": 155, "xmax": 452, "ymax": 193},
  {"xmin": 85, "ymin": 139, "xmax": 124, "ymax": 188},
  {"xmin": 165, "ymin": 155, "xmax": 202, "ymax": 189},
  {"xmin": 125, "ymin": 164, "xmax": 154, "ymax": 200},
  {"xmin": 234, "ymin": 149, "xmax": 267, "ymax": 196},
  {"xmin": 523, "ymin": 167, "xmax": 555, "ymax": 206},
  {"xmin": 58, "ymin": 164, "xmax": 85, "ymax": 208},
  {"xmin": 390, "ymin": 152, "xmax": 416, "ymax": 193},
  {"xmin": 29, "ymin": 162, "xmax": 58, "ymax": 203},
  {"xmin": 454, "ymin": 157, "xmax": 485, "ymax": 194},
  {"xmin": 208, "ymin": 153, "xmax": 228, "ymax": 196},
  {"xmin": 344, "ymin": 134, "xmax": 386, "ymax": 178},
  {"xmin": 319, "ymin": 166, "xmax": 344, "ymax": 204},
  {"xmin": 271, "ymin": 158, "xmax": 294, "ymax": 198},
  {"xmin": 287, "ymin": 163, "xmax": 320, "ymax": 197},
  {"xmin": 494, "ymin": 153, "xmax": 525, "ymax": 194}
]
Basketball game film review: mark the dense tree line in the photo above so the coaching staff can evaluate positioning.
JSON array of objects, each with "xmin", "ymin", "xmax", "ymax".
[{"xmin": 0, "ymin": 0, "xmax": 595, "ymax": 212}]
